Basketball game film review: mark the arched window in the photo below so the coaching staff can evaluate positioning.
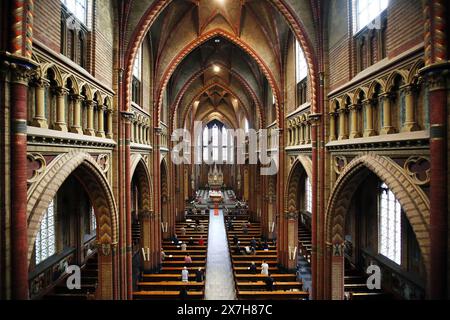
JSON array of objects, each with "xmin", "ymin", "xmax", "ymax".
[
  {"xmin": 296, "ymin": 41, "xmax": 308, "ymax": 83},
  {"xmin": 90, "ymin": 206, "xmax": 96, "ymax": 234},
  {"xmin": 379, "ymin": 182, "xmax": 401, "ymax": 264},
  {"xmin": 355, "ymin": 0, "xmax": 388, "ymax": 32},
  {"xmin": 35, "ymin": 199, "xmax": 56, "ymax": 265},
  {"xmin": 61, "ymin": 0, "xmax": 88, "ymax": 25},
  {"xmin": 305, "ymin": 176, "xmax": 312, "ymax": 213},
  {"xmin": 132, "ymin": 45, "xmax": 142, "ymax": 104},
  {"xmin": 202, "ymin": 123, "xmax": 231, "ymax": 163},
  {"xmin": 296, "ymin": 41, "xmax": 308, "ymax": 106}
]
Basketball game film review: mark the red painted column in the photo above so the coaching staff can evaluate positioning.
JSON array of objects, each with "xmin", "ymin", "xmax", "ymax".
[
  {"xmin": 121, "ymin": 112, "xmax": 134, "ymax": 300},
  {"xmin": 421, "ymin": 0, "xmax": 448, "ymax": 300},
  {"xmin": 9, "ymin": 62, "xmax": 34, "ymax": 300},
  {"xmin": 423, "ymin": 67, "xmax": 448, "ymax": 299}
]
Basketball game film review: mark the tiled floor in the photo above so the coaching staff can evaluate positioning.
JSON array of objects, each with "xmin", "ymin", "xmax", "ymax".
[{"xmin": 204, "ymin": 209, "xmax": 236, "ymax": 300}]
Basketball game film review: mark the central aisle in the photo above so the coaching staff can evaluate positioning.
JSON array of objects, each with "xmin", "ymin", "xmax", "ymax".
[{"xmin": 204, "ymin": 209, "xmax": 236, "ymax": 300}]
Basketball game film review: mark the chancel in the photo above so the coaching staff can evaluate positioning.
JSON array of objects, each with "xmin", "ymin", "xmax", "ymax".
[{"xmin": 0, "ymin": 0, "xmax": 449, "ymax": 301}]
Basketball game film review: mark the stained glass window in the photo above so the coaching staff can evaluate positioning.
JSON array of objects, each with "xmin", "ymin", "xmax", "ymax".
[
  {"xmin": 379, "ymin": 182, "xmax": 401, "ymax": 264},
  {"xmin": 35, "ymin": 200, "xmax": 56, "ymax": 265}
]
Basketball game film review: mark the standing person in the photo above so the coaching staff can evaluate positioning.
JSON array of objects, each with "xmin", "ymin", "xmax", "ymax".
[
  {"xmin": 195, "ymin": 268, "xmax": 204, "ymax": 282},
  {"xmin": 179, "ymin": 287, "xmax": 189, "ymax": 300},
  {"xmin": 181, "ymin": 267, "xmax": 189, "ymax": 282},
  {"xmin": 160, "ymin": 248, "xmax": 166, "ymax": 263},
  {"xmin": 261, "ymin": 260, "xmax": 269, "ymax": 276}
]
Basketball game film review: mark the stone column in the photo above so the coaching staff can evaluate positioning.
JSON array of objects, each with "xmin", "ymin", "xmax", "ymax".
[
  {"xmin": 380, "ymin": 93, "xmax": 395, "ymax": 134},
  {"xmin": 363, "ymin": 99, "xmax": 376, "ymax": 137},
  {"xmin": 305, "ymin": 121, "xmax": 311, "ymax": 144},
  {"xmin": 299, "ymin": 123, "xmax": 305, "ymax": 145},
  {"xmin": 349, "ymin": 104, "xmax": 361, "ymax": 138},
  {"xmin": 70, "ymin": 94, "xmax": 84, "ymax": 134},
  {"xmin": 53, "ymin": 87, "xmax": 69, "ymax": 132},
  {"xmin": 106, "ymin": 109, "xmax": 114, "ymax": 139},
  {"xmin": 329, "ymin": 112, "xmax": 337, "ymax": 141},
  {"xmin": 338, "ymin": 107, "xmax": 348, "ymax": 140},
  {"xmin": 31, "ymin": 78, "xmax": 49, "ymax": 128},
  {"xmin": 84, "ymin": 100, "xmax": 96, "ymax": 136},
  {"xmin": 97, "ymin": 104, "xmax": 106, "ymax": 138},
  {"xmin": 401, "ymin": 85, "xmax": 420, "ymax": 132}
]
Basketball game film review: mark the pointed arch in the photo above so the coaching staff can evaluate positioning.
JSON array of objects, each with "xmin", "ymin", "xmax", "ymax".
[
  {"xmin": 325, "ymin": 153, "xmax": 430, "ymax": 299},
  {"xmin": 27, "ymin": 151, "xmax": 118, "ymax": 299}
]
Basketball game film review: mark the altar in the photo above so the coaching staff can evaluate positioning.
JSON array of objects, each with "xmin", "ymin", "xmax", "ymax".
[
  {"xmin": 208, "ymin": 164, "xmax": 223, "ymax": 190},
  {"xmin": 208, "ymin": 190, "xmax": 223, "ymax": 203}
]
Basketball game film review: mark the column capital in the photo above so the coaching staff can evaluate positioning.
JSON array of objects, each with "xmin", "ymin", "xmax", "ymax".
[
  {"xmin": 32, "ymin": 77, "xmax": 50, "ymax": 89},
  {"xmin": 348, "ymin": 104, "xmax": 361, "ymax": 111},
  {"xmin": 420, "ymin": 64, "xmax": 450, "ymax": 92},
  {"xmin": 54, "ymin": 86, "xmax": 70, "ymax": 97},
  {"xmin": 1, "ymin": 53, "xmax": 38, "ymax": 85},
  {"xmin": 308, "ymin": 113, "xmax": 322, "ymax": 126},
  {"xmin": 121, "ymin": 110, "xmax": 135, "ymax": 122}
]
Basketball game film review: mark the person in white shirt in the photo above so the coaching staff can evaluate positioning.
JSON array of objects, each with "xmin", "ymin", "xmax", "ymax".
[
  {"xmin": 181, "ymin": 267, "xmax": 189, "ymax": 282},
  {"xmin": 181, "ymin": 242, "xmax": 187, "ymax": 251},
  {"xmin": 261, "ymin": 260, "xmax": 269, "ymax": 276},
  {"xmin": 180, "ymin": 226, "xmax": 186, "ymax": 236}
]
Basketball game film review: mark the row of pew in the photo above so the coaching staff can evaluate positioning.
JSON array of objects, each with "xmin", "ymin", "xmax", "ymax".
[
  {"xmin": 133, "ymin": 217, "xmax": 210, "ymax": 300},
  {"xmin": 226, "ymin": 217, "xmax": 309, "ymax": 300}
]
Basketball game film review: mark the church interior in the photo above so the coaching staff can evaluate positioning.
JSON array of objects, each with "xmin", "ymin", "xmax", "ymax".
[{"xmin": 0, "ymin": 0, "xmax": 449, "ymax": 301}]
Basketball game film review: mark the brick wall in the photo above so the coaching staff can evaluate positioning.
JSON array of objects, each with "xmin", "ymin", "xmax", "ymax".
[
  {"xmin": 327, "ymin": 0, "xmax": 424, "ymax": 92},
  {"xmin": 34, "ymin": 0, "xmax": 115, "ymax": 89},
  {"xmin": 34, "ymin": 0, "xmax": 61, "ymax": 53},
  {"xmin": 386, "ymin": 0, "xmax": 423, "ymax": 58}
]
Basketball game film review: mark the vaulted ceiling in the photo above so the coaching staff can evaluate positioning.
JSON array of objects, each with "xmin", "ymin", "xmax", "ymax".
[{"xmin": 122, "ymin": 0, "xmax": 318, "ymax": 131}]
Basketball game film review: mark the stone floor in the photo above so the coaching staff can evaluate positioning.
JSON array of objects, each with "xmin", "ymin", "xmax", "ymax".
[{"xmin": 204, "ymin": 209, "xmax": 236, "ymax": 300}]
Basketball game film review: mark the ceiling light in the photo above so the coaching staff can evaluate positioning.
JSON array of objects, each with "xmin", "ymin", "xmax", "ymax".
[
  {"xmin": 213, "ymin": 65, "xmax": 221, "ymax": 73},
  {"xmin": 216, "ymin": 0, "xmax": 225, "ymax": 4},
  {"xmin": 215, "ymin": 39, "xmax": 221, "ymax": 43}
]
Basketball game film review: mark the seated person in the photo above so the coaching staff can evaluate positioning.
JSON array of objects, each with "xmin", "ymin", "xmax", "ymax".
[
  {"xmin": 181, "ymin": 267, "xmax": 189, "ymax": 282},
  {"xmin": 242, "ymin": 225, "xmax": 248, "ymax": 235},
  {"xmin": 250, "ymin": 237, "xmax": 257, "ymax": 248},
  {"xmin": 188, "ymin": 237, "xmax": 195, "ymax": 245},
  {"xmin": 184, "ymin": 254, "xmax": 192, "ymax": 264},
  {"xmin": 172, "ymin": 234, "xmax": 179, "ymax": 245},
  {"xmin": 180, "ymin": 226, "xmax": 186, "ymax": 236},
  {"xmin": 195, "ymin": 268, "xmax": 204, "ymax": 283},
  {"xmin": 234, "ymin": 244, "xmax": 243, "ymax": 255},
  {"xmin": 264, "ymin": 274, "xmax": 275, "ymax": 291},
  {"xmin": 244, "ymin": 246, "xmax": 256, "ymax": 255},
  {"xmin": 198, "ymin": 224, "xmax": 205, "ymax": 232},
  {"xmin": 261, "ymin": 260, "xmax": 269, "ymax": 276},
  {"xmin": 232, "ymin": 235, "xmax": 239, "ymax": 245},
  {"xmin": 181, "ymin": 242, "xmax": 187, "ymax": 251},
  {"xmin": 248, "ymin": 262, "xmax": 257, "ymax": 275},
  {"xmin": 262, "ymin": 241, "xmax": 269, "ymax": 250},
  {"xmin": 160, "ymin": 248, "xmax": 166, "ymax": 263},
  {"xmin": 198, "ymin": 236, "xmax": 205, "ymax": 246}
]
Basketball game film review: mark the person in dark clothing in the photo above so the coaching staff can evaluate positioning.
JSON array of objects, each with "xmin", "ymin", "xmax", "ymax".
[
  {"xmin": 262, "ymin": 241, "xmax": 269, "ymax": 250},
  {"xmin": 248, "ymin": 262, "xmax": 257, "ymax": 274},
  {"xmin": 250, "ymin": 237, "xmax": 257, "ymax": 248},
  {"xmin": 188, "ymin": 237, "xmax": 195, "ymax": 245},
  {"xmin": 179, "ymin": 287, "xmax": 189, "ymax": 299},
  {"xmin": 234, "ymin": 244, "xmax": 243, "ymax": 255},
  {"xmin": 195, "ymin": 268, "xmax": 204, "ymax": 282},
  {"xmin": 172, "ymin": 234, "xmax": 179, "ymax": 245},
  {"xmin": 233, "ymin": 235, "xmax": 239, "ymax": 245},
  {"xmin": 264, "ymin": 274, "xmax": 274, "ymax": 291}
]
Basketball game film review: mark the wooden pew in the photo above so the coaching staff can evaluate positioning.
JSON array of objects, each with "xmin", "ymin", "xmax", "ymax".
[
  {"xmin": 133, "ymin": 291, "xmax": 204, "ymax": 300},
  {"xmin": 138, "ymin": 281, "xmax": 204, "ymax": 291},
  {"xmin": 234, "ymin": 274, "xmax": 298, "ymax": 282},
  {"xmin": 237, "ymin": 290, "xmax": 309, "ymax": 300},
  {"xmin": 236, "ymin": 281, "xmax": 303, "ymax": 291}
]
